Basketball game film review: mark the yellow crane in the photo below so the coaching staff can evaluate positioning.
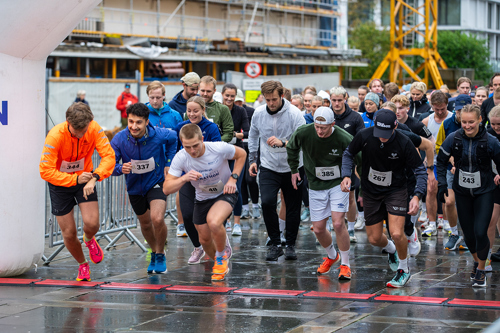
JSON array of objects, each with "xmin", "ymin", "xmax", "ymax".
[{"xmin": 370, "ymin": 0, "xmax": 447, "ymax": 88}]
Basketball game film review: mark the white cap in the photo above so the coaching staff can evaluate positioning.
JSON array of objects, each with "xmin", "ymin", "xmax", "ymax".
[
  {"xmin": 181, "ymin": 72, "xmax": 200, "ymax": 86},
  {"xmin": 235, "ymin": 89, "xmax": 245, "ymax": 102},
  {"xmin": 213, "ymin": 91, "xmax": 223, "ymax": 103},
  {"xmin": 313, "ymin": 107, "xmax": 335, "ymax": 124},
  {"xmin": 317, "ymin": 90, "xmax": 330, "ymax": 100}
]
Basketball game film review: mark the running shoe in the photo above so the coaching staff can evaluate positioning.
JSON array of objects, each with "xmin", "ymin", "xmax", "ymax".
[
  {"xmin": 212, "ymin": 256, "xmax": 229, "ymax": 275},
  {"xmin": 443, "ymin": 220, "xmax": 451, "ymax": 233},
  {"xmin": 241, "ymin": 208, "xmax": 250, "ymax": 219},
  {"xmin": 472, "ymin": 269, "xmax": 487, "ymax": 287},
  {"xmin": 232, "ymin": 223, "xmax": 242, "ymax": 236},
  {"xmin": 76, "ymin": 262, "xmax": 91, "ymax": 281},
  {"xmin": 420, "ymin": 220, "xmax": 429, "ymax": 229},
  {"xmin": 252, "ymin": 207, "xmax": 261, "ymax": 219},
  {"xmin": 176, "ymin": 224, "xmax": 187, "ymax": 237},
  {"xmin": 155, "ymin": 252, "xmax": 167, "ymax": 274},
  {"xmin": 388, "ymin": 251, "xmax": 399, "ymax": 272},
  {"xmin": 470, "ymin": 261, "xmax": 479, "ymax": 280},
  {"xmin": 266, "ymin": 245, "xmax": 284, "ymax": 261},
  {"xmin": 84, "ymin": 236, "xmax": 104, "ymax": 264},
  {"xmin": 300, "ymin": 207, "xmax": 310, "ymax": 221},
  {"xmin": 211, "ymin": 272, "xmax": 227, "ymax": 281},
  {"xmin": 485, "ymin": 259, "xmax": 492, "ymax": 272},
  {"xmin": 338, "ymin": 264, "xmax": 352, "ymax": 280},
  {"xmin": 491, "ymin": 248, "xmax": 500, "ymax": 262},
  {"xmin": 387, "ymin": 269, "xmax": 411, "ymax": 288},
  {"xmin": 147, "ymin": 252, "xmax": 156, "ymax": 273},
  {"xmin": 459, "ymin": 241, "xmax": 468, "ymax": 250},
  {"xmin": 444, "ymin": 234, "xmax": 463, "ymax": 250},
  {"xmin": 354, "ymin": 216, "xmax": 365, "ymax": 230},
  {"xmin": 188, "ymin": 247, "xmax": 205, "ymax": 265},
  {"xmin": 317, "ymin": 253, "xmax": 340, "ymax": 274},
  {"xmin": 285, "ymin": 245, "xmax": 297, "ymax": 260},
  {"xmin": 421, "ymin": 224, "xmax": 437, "ymax": 237},
  {"xmin": 418, "ymin": 210, "xmax": 427, "ymax": 222},
  {"xmin": 348, "ymin": 230, "xmax": 357, "ymax": 243},
  {"xmin": 226, "ymin": 221, "xmax": 232, "ymax": 232},
  {"xmin": 225, "ymin": 236, "xmax": 232, "ymax": 259},
  {"xmin": 407, "ymin": 227, "xmax": 421, "ymax": 257},
  {"xmin": 437, "ymin": 217, "xmax": 444, "ymax": 229},
  {"xmin": 280, "ymin": 231, "xmax": 286, "ymax": 245}
]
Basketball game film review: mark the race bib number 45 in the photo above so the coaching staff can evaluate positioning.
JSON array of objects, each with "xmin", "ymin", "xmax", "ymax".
[
  {"xmin": 131, "ymin": 157, "xmax": 155, "ymax": 174},
  {"xmin": 60, "ymin": 158, "xmax": 85, "ymax": 173},
  {"xmin": 368, "ymin": 167, "xmax": 392, "ymax": 186},
  {"xmin": 315, "ymin": 166, "xmax": 340, "ymax": 181},
  {"xmin": 458, "ymin": 169, "xmax": 481, "ymax": 189}
]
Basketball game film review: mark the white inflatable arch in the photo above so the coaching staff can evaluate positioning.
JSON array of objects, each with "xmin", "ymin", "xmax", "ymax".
[{"xmin": 0, "ymin": 0, "xmax": 101, "ymax": 277}]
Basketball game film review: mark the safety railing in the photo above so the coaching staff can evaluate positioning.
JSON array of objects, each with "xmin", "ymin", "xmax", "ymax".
[{"xmin": 43, "ymin": 151, "xmax": 178, "ymax": 264}]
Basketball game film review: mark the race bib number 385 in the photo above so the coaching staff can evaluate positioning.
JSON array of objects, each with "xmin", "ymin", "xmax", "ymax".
[
  {"xmin": 368, "ymin": 167, "xmax": 392, "ymax": 186},
  {"xmin": 315, "ymin": 166, "xmax": 340, "ymax": 181},
  {"xmin": 60, "ymin": 158, "xmax": 85, "ymax": 173}
]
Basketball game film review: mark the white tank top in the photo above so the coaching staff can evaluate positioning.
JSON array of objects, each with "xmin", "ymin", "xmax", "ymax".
[{"xmin": 427, "ymin": 111, "xmax": 452, "ymax": 163}]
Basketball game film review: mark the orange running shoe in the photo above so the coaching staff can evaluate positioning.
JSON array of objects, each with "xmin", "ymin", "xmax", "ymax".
[
  {"xmin": 84, "ymin": 236, "xmax": 104, "ymax": 264},
  {"xmin": 317, "ymin": 253, "xmax": 340, "ymax": 275},
  {"xmin": 76, "ymin": 262, "xmax": 91, "ymax": 281},
  {"xmin": 211, "ymin": 272, "xmax": 228, "ymax": 281},
  {"xmin": 212, "ymin": 256, "xmax": 229, "ymax": 275},
  {"xmin": 338, "ymin": 264, "xmax": 352, "ymax": 280}
]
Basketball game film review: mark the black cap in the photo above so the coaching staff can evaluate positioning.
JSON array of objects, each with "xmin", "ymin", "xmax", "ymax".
[
  {"xmin": 373, "ymin": 109, "xmax": 397, "ymax": 139},
  {"xmin": 455, "ymin": 94, "xmax": 472, "ymax": 110},
  {"xmin": 125, "ymin": 83, "xmax": 131, "ymax": 88}
]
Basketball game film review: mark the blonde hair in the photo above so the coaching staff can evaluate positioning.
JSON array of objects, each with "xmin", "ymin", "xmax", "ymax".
[
  {"xmin": 381, "ymin": 102, "xmax": 397, "ymax": 113},
  {"xmin": 410, "ymin": 81, "xmax": 427, "ymax": 95},
  {"xmin": 200, "ymin": 75, "xmax": 217, "ymax": 89},
  {"xmin": 187, "ymin": 96, "xmax": 207, "ymax": 118},
  {"xmin": 457, "ymin": 77, "xmax": 472, "ymax": 89},
  {"xmin": 347, "ymin": 96, "xmax": 360, "ymax": 105},
  {"xmin": 489, "ymin": 105, "xmax": 500, "ymax": 119},
  {"xmin": 461, "ymin": 104, "xmax": 481, "ymax": 119},
  {"xmin": 179, "ymin": 123, "xmax": 203, "ymax": 141},
  {"xmin": 391, "ymin": 94, "xmax": 410, "ymax": 107},
  {"xmin": 146, "ymin": 81, "xmax": 165, "ymax": 96}
]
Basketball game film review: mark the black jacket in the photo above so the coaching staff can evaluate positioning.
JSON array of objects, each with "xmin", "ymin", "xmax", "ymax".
[
  {"xmin": 409, "ymin": 95, "xmax": 431, "ymax": 119},
  {"xmin": 230, "ymin": 104, "xmax": 250, "ymax": 148},
  {"xmin": 481, "ymin": 96, "xmax": 497, "ymax": 127},
  {"xmin": 332, "ymin": 105, "xmax": 365, "ymax": 136}
]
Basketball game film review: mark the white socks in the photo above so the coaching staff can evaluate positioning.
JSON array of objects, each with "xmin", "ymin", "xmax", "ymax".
[
  {"xmin": 340, "ymin": 250, "xmax": 350, "ymax": 267},
  {"xmin": 324, "ymin": 242, "xmax": 338, "ymax": 260},
  {"xmin": 347, "ymin": 221, "xmax": 355, "ymax": 231},
  {"xmin": 383, "ymin": 240, "xmax": 396, "ymax": 254},
  {"xmin": 279, "ymin": 218, "xmax": 286, "ymax": 232},
  {"xmin": 399, "ymin": 258, "xmax": 409, "ymax": 273}
]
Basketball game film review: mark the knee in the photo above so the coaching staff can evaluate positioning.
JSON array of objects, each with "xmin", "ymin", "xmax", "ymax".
[
  {"xmin": 313, "ymin": 223, "xmax": 327, "ymax": 235},
  {"xmin": 151, "ymin": 217, "xmax": 166, "ymax": 229},
  {"xmin": 390, "ymin": 229, "xmax": 404, "ymax": 242},
  {"xmin": 198, "ymin": 231, "xmax": 211, "ymax": 245},
  {"xmin": 367, "ymin": 233, "xmax": 382, "ymax": 245},
  {"xmin": 331, "ymin": 220, "xmax": 345, "ymax": 231}
]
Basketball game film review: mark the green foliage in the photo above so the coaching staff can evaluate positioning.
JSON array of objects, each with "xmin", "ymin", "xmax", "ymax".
[
  {"xmin": 437, "ymin": 31, "xmax": 492, "ymax": 84},
  {"xmin": 348, "ymin": 22, "xmax": 391, "ymax": 80},
  {"xmin": 348, "ymin": 1, "xmax": 375, "ymax": 29}
]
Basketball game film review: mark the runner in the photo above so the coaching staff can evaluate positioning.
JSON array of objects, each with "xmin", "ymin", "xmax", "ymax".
[
  {"xmin": 248, "ymin": 80, "xmax": 306, "ymax": 261},
  {"xmin": 110, "ymin": 103, "xmax": 177, "ymax": 274},
  {"xmin": 341, "ymin": 109, "xmax": 427, "ymax": 287},
  {"xmin": 163, "ymin": 124, "xmax": 247, "ymax": 281},
  {"xmin": 361, "ymin": 92, "xmax": 380, "ymax": 127},
  {"xmin": 488, "ymin": 106, "xmax": 500, "ymax": 263},
  {"xmin": 287, "ymin": 107, "xmax": 361, "ymax": 279},
  {"xmin": 408, "ymin": 82, "xmax": 431, "ymax": 119},
  {"xmin": 168, "ymin": 72, "xmax": 200, "ymax": 116},
  {"xmin": 436, "ymin": 104, "xmax": 500, "ymax": 287},
  {"xmin": 40, "ymin": 102, "xmax": 115, "ymax": 281}
]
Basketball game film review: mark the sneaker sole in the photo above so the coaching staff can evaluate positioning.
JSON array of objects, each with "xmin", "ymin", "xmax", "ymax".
[
  {"xmin": 76, "ymin": 278, "xmax": 91, "ymax": 282},
  {"xmin": 212, "ymin": 266, "xmax": 229, "ymax": 276},
  {"xmin": 350, "ymin": 238, "xmax": 357, "ymax": 243},
  {"xmin": 232, "ymin": 232, "xmax": 242, "ymax": 236},
  {"xmin": 386, "ymin": 276, "xmax": 411, "ymax": 288},
  {"xmin": 177, "ymin": 233, "xmax": 188, "ymax": 237},
  {"xmin": 285, "ymin": 255, "xmax": 297, "ymax": 260},
  {"xmin": 338, "ymin": 274, "xmax": 352, "ymax": 280},
  {"xmin": 155, "ymin": 269, "xmax": 168, "ymax": 274}
]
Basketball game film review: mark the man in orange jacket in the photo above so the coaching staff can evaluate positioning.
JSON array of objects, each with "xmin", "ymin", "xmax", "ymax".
[
  {"xmin": 116, "ymin": 83, "xmax": 138, "ymax": 128},
  {"xmin": 40, "ymin": 102, "xmax": 115, "ymax": 281}
]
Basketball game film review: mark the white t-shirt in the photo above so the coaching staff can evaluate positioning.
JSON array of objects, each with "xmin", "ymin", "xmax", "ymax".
[{"xmin": 169, "ymin": 142, "xmax": 236, "ymax": 201}]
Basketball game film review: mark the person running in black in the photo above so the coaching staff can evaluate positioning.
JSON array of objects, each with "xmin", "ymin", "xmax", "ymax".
[
  {"xmin": 341, "ymin": 109, "xmax": 427, "ymax": 288},
  {"xmin": 437, "ymin": 104, "xmax": 500, "ymax": 287}
]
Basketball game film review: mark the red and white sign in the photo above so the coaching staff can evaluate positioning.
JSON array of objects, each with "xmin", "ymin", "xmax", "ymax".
[{"xmin": 244, "ymin": 61, "xmax": 262, "ymax": 78}]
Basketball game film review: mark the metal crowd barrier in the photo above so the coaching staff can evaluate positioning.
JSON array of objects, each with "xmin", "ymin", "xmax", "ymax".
[{"xmin": 42, "ymin": 151, "xmax": 179, "ymax": 264}]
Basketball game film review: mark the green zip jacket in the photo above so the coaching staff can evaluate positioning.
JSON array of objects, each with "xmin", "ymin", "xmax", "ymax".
[{"xmin": 205, "ymin": 101, "xmax": 234, "ymax": 143}]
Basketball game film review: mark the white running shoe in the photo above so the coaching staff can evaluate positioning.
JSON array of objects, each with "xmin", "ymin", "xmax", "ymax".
[
  {"xmin": 407, "ymin": 227, "xmax": 421, "ymax": 257},
  {"xmin": 176, "ymin": 224, "xmax": 187, "ymax": 237},
  {"xmin": 421, "ymin": 224, "xmax": 437, "ymax": 237},
  {"xmin": 443, "ymin": 220, "xmax": 451, "ymax": 233},
  {"xmin": 418, "ymin": 210, "xmax": 427, "ymax": 222},
  {"xmin": 420, "ymin": 220, "xmax": 429, "ymax": 229},
  {"xmin": 354, "ymin": 216, "xmax": 365, "ymax": 230},
  {"xmin": 226, "ymin": 221, "xmax": 232, "ymax": 232},
  {"xmin": 232, "ymin": 224, "xmax": 242, "ymax": 236},
  {"xmin": 437, "ymin": 217, "xmax": 444, "ymax": 229}
]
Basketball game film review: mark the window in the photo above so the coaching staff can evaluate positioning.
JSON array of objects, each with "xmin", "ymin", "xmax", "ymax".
[
  {"xmin": 381, "ymin": 0, "xmax": 391, "ymax": 27},
  {"xmin": 488, "ymin": 3, "xmax": 493, "ymax": 30},
  {"xmin": 438, "ymin": 0, "xmax": 460, "ymax": 26}
]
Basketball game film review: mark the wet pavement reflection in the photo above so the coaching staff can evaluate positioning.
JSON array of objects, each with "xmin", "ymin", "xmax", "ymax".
[{"xmin": 1, "ymin": 217, "xmax": 499, "ymax": 332}]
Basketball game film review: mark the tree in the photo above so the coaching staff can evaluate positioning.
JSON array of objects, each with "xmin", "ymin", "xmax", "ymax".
[
  {"xmin": 348, "ymin": 22, "xmax": 391, "ymax": 80},
  {"xmin": 437, "ymin": 31, "xmax": 492, "ymax": 84},
  {"xmin": 348, "ymin": 1, "xmax": 375, "ymax": 29}
]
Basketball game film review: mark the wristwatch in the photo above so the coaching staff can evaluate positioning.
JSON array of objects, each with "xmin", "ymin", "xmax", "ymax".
[
  {"xmin": 415, "ymin": 192, "xmax": 423, "ymax": 200},
  {"xmin": 281, "ymin": 139, "xmax": 287, "ymax": 147},
  {"xmin": 426, "ymin": 165, "xmax": 434, "ymax": 170},
  {"xmin": 231, "ymin": 173, "xmax": 239, "ymax": 180},
  {"xmin": 92, "ymin": 173, "xmax": 100, "ymax": 181}
]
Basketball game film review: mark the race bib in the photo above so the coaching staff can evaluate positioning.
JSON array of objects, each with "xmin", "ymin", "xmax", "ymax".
[
  {"xmin": 493, "ymin": 161, "xmax": 498, "ymax": 175},
  {"xmin": 458, "ymin": 169, "xmax": 481, "ymax": 188},
  {"xmin": 315, "ymin": 166, "xmax": 340, "ymax": 180},
  {"xmin": 368, "ymin": 167, "xmax": 392, "ymax": 186},
  {"xmin": 131, "ymin": 157, "xmax": 155, "ymax": 174},
  {"xmin": 199, "ymin": 180, "xmax": 224, "ymax": 193},
  {"xmin": 60, "ymin": 158, "xmax": 85, "ymax": 173}
]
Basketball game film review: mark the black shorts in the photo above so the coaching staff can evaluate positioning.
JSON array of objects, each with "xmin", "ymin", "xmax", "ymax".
[
  {"xmin": 129, "ymin": 182, "xmax": 167, "ymax": 216},
  {"xmin": 48, "ymin": 182, "xmax": 98, "ymax": 216},
  {"xmin": 363, "ymin": 188, "xmax": 408, "ymax": 226},
  {"xmin": 193, "ymin": 193, "xmax": 238, "ymax": 225},
  {"xmin": 494, "ymin": 186, "xmax": 500, "ymax": 205}
]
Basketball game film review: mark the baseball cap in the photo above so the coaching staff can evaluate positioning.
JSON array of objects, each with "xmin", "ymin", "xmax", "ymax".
[
  {"xmin": 317, "ymin": 90, "xmax": 330, "ymax": 100},
  {"xmin": 235, "ymin": 89, "xmax": 245, "ymax": 102},
  {"xmin": 181, "ymin": 72, "xmax": 200, "ymax": 86},
  {"xmin": 313, "ymin": 107, "xmax": 335, "ymax": 124},
  {"xmin": 455, "ymin": 94, "xmax": 472, "ymax": 110},
  {"xmin": 125, "ymin": 83, "xmax": 131, "ymax": 88},
  {"xmin": 373, "ymin": 109, "xmax": 397, "ymax": 139},
  {"xmin": 213, "ymin": 91, "xmax": 223, "ymax": 103}
]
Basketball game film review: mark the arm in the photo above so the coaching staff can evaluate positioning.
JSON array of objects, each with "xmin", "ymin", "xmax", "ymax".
[
  {"xmin": 436, "ymin": 135, "xmax": 453, "ymax": 189},
  {"xmin": 93, "ymin": 126, "xmax": 116, "ymax": 180},
  {"xmin": 241, "ymin": 108, "xmax": 250, "ymax": 139},
  {"xmin": 248, "ymin": 114, "xmax": 260, "ymax": 173},
  {"xmin": 340, "ymin": 146, "xmax": 356, "ymax": 192},
  {"xmin": 39, "ymin": 135, "xmax": 79, "ymax": 187},
  {"xmin": 163, "ymin": 171, "xmax": 201, "ymax": 195},
  {"xmin": 110, "ymin": 138, "xmax": 124, "ymax": 176},
  {"xmin": 220, "ymin": 106, "xmax": 235, "ymax": 142},
  {"xmin": 224, "ymin": 146, "xmax": 247, "ymax": 194},
  {"xmin": 286, "ymin": 130, "xmax": 302, "ymax": 190}
]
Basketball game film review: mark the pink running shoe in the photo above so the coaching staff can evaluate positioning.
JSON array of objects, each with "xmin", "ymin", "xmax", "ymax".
[
  {"xmin": 77, "ymin": 262, "xmax": 91, "ymax": 281},
  {"xmin": 84, "ymin": 236, "xmax": 104, "ymax": 264}
]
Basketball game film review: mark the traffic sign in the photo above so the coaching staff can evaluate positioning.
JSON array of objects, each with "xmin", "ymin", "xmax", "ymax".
[{"xmin": 244, "ymin": 61, "xmax": 262, "ymax": 78}]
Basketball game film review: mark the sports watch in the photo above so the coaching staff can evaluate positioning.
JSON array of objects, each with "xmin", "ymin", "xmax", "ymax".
[{"xmin": 231, "ymin": 173, "xmax": 239, "ymax": 180}]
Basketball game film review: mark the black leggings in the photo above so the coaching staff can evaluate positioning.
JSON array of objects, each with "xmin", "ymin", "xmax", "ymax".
[
  {"xmin": 302, "ymin": 173, "xmax": 309, "ymax": 207},
  {"xmin": 179, "ymin": 182, "xmax": 201, "ymax": 248},
  {"xmin": 241, "ymin": 158, "xmax": 260, "ymax": 204},
  {"xmin": 455, "ymin": 191, "xmax": 494, "ymax": 260}
]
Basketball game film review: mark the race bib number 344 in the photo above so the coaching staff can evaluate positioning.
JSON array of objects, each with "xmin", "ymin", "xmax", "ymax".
[{"xmin": 60, "ymin": 158, "xmax": 85, "ymax": 173}]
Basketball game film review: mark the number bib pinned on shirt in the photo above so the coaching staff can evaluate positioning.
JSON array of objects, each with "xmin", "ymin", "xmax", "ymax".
[
  {"xmin": 368, "ymin": 167, "xmax": 392, "ymax": 186},
  {"xmin": 199, "ymin": 180, "xmax": 224, "ymax": 193},
  {"xmin": 131, "ymin": 157, "xmax": 155, "ymax": 174},
  {"xmin": 60, "ymin": 158, "xmax": 85, "ymax": 173},
  {"xmin": 458, "ymin": 169, "xmax": 481, "ymax": 188},
  {"xmin": 315, "ymin": 166, "xmax": 340, "ymax": 181}
]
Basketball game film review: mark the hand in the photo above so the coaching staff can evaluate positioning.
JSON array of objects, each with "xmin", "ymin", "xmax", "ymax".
[
  {"xmin": 340, "ymin": 177, "xmax": 351, "ymax": 192},
  {"xmin": 495, "ymin": 175, "xmax": 500, "ymax": 186},
  {"xmin": 183, "ymin": 170, "xmax": 203, "ymax": 182},
  {"xmin": 224, "ymin": 178, "xmax": 237, "ymax": 194},
  {"xmin": 83, "ymin": 178, "xmax": 96, "ymax": 200},
  {"xmin": 78, "ymin": 172, "xmax": 93, "ymax": 184},
  {"xmin": 357, "ymin": 195, "xmax": 363, "ymax": 208},
  {"xmin": 235, "ymin": 132, "xmax": 244, "ymax": 140},
  {"xmin": 266, "ymin": 136, "xmax": 283, "ymax": 147},
  {"xmin": 408, "ymin": 196, "xmax": 420, "ymax": 215},
  {"xmin": 122, "ymin": 162, "xmax": 132, "ymax": 174},
  {"xmin": 427, "ymin": 169, "xmax": 437, "ymax": 188},
  {"xmin": 451, "ymin": 167, "xmax": 456, "ymax": 175},
  {"xmin": 437, "ymin": 185, "xmax": 448, "ymax": 204},
  {"xmin": 291, "ymin": 173, "xmax": 301, "ymax": 190},
  {"xmin": 249, "ymin": 163, "xmax": 258, "ymax": 177}
]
